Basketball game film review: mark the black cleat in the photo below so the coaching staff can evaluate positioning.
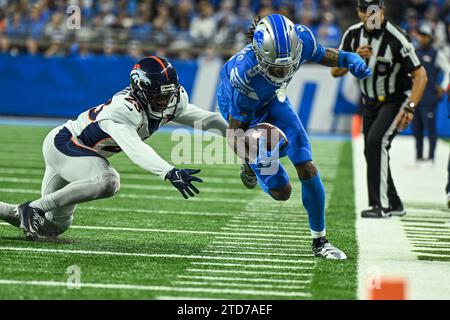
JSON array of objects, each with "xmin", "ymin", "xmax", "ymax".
[
  {"xmin": 361, "ymin": 206, "xmax": 392, "ymax": 219},
  {"xmin": 18, "ymin": 201, "xmax": 45, "ymax": 240},
  {"xmin": 312, "ymin": 237, "xmax": 347, "ymax": 260},
  {"xmin": 389, "ymin": 204, "xmax": 407, "ymax": 217},
  {"xmin": 240, "ymin": 162, "xmax": 257, "ymax": 189}
]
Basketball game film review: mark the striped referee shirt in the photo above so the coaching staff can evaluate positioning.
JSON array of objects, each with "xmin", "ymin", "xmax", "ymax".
[{"xmin": 339, "ymin": 20, "xmax": 422, "ymax": 101}]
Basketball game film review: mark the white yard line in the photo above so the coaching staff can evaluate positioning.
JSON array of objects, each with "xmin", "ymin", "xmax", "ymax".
[
  {"xmin": 190, "ymin": 261, "xmax": 315, "ymax": 270},
  {"xmin": 0, "ymin": 168, "xmax": 244, "ymax": 185},
  {"xmin": 185, "ymin": 268, "xmax": 312, "ymax": 276},
  {"xmin": 0, "ymin": 279, "xmax": 311, "ymax": 298},
  {"xmin": 209, "ymin": 245, "xmax": 306, "ymax": 252},
  {"xmin": 172, "ymin": 280, "xmax": 307, "ymax": 290},
  {"xmin": 0, "ymin": 187, "xmax": 248, "ymax": 204},
  {"xmin": 403, "ymin": 229, "xmax": 450, "ymax": 236},
  {"xmin": 220, "ymin": 227, "xmax": 309, "ymax": 234},
  {"xmin": 210, "ymin": 240, "xmax": 307, "ymax": 248},
  {"xmin": 227, "ymin": 221, "xmax": 305, "ymax": 231},
  {"xmin": 201, "ymin": 250, "xmax": 310, "ymax": 258},
  {"xmin": 354, "ymin": 136, "xmax": 450, "ymax": 300},
  {"xmin": 80, "ymin": 206, "xmax": 235, "ymax": 217},
  {"xmin": 214, "ymin": 236, "xmax": 309, "ymax": 242},
  {"xmin": 0, "ymin": 177, "xmax": 247, "ymax": 194},
  {"xmin": 410, "ymin": 242, "xmax": 450, "ymax": 247},
  {"xmin": 80, "ymin": 206, "xmax": 306, "ymax": 219},
  {"xmin": 412, "ymin": 247, "xmax": 450, "ymax": 252},
  {"xmin": 0, "ymin": 246, "xmax": 312, "ymax": 264},
  {"xmin": 229, "ymin": 219, "xmax": 306, "ymax": 225},
  {"xmin": 224, "ymin": 224, "xmax": 306, "ymax": 231},
  {"xmin": 0, "ymin": 222, "xmax": 306, "ymax": 238},
  {"xmin": 176, "ymin": 275, "xmax": 311, "ymax": 284}
]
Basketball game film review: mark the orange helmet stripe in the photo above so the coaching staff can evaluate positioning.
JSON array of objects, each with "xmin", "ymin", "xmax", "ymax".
[{"xmin": 149, "ymin": 56, "xmax": 169, "ymax": 80}]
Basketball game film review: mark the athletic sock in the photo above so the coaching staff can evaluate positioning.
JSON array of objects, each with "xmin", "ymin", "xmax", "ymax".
[
  {"xmin": 312, "ymin": 236, "xmax": 328, "ymax": 247},
  {"xmin": 30, "ymin": 195, "xmax": 57, "ymax": 213},
  {"xmin": 0, "ymin": 202, "xmax": 17, "ymax": 219},
  {"xmin": 301, "ymin": 173, "xmax": 326, "ymax": 239}
]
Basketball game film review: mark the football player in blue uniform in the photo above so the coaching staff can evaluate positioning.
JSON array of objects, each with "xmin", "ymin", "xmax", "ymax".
[{"xmin": 217, "ymin": 14, "xmax": 372, "ymax": 259}]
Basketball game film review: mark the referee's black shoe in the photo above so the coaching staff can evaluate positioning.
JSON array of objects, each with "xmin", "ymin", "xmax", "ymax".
[
  {"xmin": 389, "ymin": 204, "xmax": 407, "ymax": 217},
  {"xmin": 361, "ymin": 206, "xmax": 392, "ymax": 218}
]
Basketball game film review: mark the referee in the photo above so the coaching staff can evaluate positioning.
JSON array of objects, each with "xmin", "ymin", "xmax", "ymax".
[{"xmin": 332, "ymin": 0, "xmax": 428, "ymax": 218}]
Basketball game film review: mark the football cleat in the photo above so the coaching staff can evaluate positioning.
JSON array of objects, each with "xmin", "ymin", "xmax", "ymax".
[
  {"xmin": 312, "ymin": 237, "xmax": 347, "ymax": 260},
  {"xmin": 240, "ymin": 162, "xmax": 257, "ymax": 189},
  {"xmin": 361, "ymin": 206, "xmax": 392, "ymax": 218},
  {"xmin": 389, "ymin": 204, "xmax": 407, "ymax": 217},
  {"xmin": 18, "ymin": 201, "xmax": 45, "ymax": 240}
]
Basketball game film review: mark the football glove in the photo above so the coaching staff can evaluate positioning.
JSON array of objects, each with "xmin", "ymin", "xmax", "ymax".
[
  {"xmin": 252, "ymin": 136, "xmax": 285, "ymax": 168},
  {"xmin": 338, "ymin": 51, "xmax": 372, "ymax": 80},
  {"xmin": 165, "ymin": 168, "xmax": 203, "ymax": 199}
]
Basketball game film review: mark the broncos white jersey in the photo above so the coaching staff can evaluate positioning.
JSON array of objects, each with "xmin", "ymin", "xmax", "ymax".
[
  {"xmin": 63, "ymin": 86, "xmax": 189, "ymax": 159},
  {"xmin": 52, "ymin": 86, "xmax": 226, "ymax": 179}
]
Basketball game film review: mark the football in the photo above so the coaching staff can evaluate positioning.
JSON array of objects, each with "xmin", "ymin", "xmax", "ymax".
[
  {"xmin": 246, "ymin": 122, "xmax": 289, "ymax": 152},
  {"xmin": 242, "ymin": 123, "xmax": 289, "ymax": 162}
]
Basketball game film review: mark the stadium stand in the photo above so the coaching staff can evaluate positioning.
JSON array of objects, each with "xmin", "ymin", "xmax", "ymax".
[{"xmin": 0, "ymin": 0, "xmax": 448, "ymax": 58}]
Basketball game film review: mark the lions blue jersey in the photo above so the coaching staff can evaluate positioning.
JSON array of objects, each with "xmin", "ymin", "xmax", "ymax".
[{"xmin": 217, "ymin": 25, "xmax": 326, "ymax": 126}]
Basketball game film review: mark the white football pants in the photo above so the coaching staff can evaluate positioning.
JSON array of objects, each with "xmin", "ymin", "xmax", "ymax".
[{"xmin": 38, "ymin": 126, "xmax": 120, "ymax": 235}]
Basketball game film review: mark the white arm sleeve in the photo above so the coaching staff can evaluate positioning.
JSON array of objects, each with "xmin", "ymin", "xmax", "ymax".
[
  {"xmin": 435, "ymin": 51, "xmax": 450, "ymax": 90},
  {"xmin": 173, "ymin": 103, "xmax": 228, "ymax": 137},
  {"xmin": 100, "ymin": 119, "xmax": 174, "ymax": 179}
]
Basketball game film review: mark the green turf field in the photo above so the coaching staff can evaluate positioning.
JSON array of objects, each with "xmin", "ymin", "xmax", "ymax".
[{"xmin": 0, "ymin": 125, "xmax": 356, "ymax": 299}]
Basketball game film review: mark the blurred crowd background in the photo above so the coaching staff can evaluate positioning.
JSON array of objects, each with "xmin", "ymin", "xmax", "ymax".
[{"xmin": 0, "ymin": 0, "xmax": 449, "ymax": 59}]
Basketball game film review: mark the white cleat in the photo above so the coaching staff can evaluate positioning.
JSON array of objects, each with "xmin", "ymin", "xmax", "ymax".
[{"xmin": 312, "ymin": 238, "xmax": 347, "ymax": 260}]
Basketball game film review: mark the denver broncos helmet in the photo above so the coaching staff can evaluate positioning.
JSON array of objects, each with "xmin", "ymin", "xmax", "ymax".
[{"xmin": 130, "ymin": 56, "xmax": 180, "ymax": 119}]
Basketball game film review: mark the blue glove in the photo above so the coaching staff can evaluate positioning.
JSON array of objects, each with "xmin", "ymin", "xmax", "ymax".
[
  {"xmin": 165, "ymin": 168, "xmax": 203, "ymax": 199},
  {"xmin": 338, "ymin": 51, "xmax": 372, "ymax": 80},
  {"xmin": 253, "ymin": 136, "xmax": 285, "ymax": 168}
]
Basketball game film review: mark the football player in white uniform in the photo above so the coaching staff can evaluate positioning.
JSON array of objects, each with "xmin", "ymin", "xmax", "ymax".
[{"xmin": 0, "ymin": 56, "xmax": 227, "ymax": 240}]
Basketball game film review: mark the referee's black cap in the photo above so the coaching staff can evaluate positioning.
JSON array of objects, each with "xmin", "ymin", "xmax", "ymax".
[{"xmin": 357, "ymin": 0, "xmax": 385, "ymax": 10}]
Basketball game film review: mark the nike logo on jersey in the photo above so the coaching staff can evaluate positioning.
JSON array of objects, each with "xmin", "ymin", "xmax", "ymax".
[{"xmin": 124, "ymin": 96, "xmax": 142, "ymax": 112}]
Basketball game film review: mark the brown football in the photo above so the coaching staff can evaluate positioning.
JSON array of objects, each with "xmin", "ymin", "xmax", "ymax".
[{"xmin": 243, "ymin": 123, "xmax": 289, "ymax": 162}]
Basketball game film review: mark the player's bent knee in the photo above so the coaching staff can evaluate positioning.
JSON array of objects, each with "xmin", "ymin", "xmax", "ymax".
[
  {"xmin": 296, "ymin": 161, "xmax": 318, "ymax": 180},
  {"xmin": 98, "ymin": 172, "xmax": 121, "ymax": 198},
  {"xmin": 270, "ymin": 184, "xmax": 292, "ymax": 201}
]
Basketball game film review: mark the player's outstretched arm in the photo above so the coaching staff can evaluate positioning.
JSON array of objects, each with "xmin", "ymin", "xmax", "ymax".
[
  {"xmin": 226, "ymin": 115, "xmax": 251, "ymax": 161},
  {"xmin": 318, "ymin": 48, "xmax": 372, "ymax": 80},
  {"xmin": 101, "ymin": 120, "xmax": 203, "ymax": 198},
  {"xmin": 172, "ymin": 103, "xmax": 228, "ymax": 137}
]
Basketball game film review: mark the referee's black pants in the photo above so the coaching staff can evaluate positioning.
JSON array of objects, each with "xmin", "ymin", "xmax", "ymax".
[{"xmin": 362, "ymin": 100, "xmax": 403, "ymax": 210}]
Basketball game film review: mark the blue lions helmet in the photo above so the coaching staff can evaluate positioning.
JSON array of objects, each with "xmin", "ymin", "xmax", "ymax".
[{"xmin": 252, "ymin": 14, "xmax": 303, "ymax": 84}]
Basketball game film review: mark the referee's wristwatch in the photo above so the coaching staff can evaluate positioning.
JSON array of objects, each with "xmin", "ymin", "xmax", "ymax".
[{"xmin": 403, "ymin": 102, "xmax": 416, "ymax": 114}]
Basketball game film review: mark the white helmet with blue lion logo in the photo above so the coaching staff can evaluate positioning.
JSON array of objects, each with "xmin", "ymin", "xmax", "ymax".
[{"xmin": 252, "ymin": 14, "xmax": 303, "ymax": 84}]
